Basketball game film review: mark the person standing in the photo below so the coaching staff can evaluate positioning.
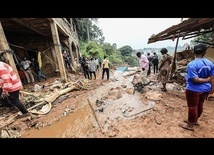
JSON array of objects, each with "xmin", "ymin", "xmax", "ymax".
[
  {"xmin": 152, "ymin": 52, "xmax": 159, "ymax": 74},
  {"xmin": 62, "ymin": 50, "xmax": 72, "ymax": 70},
  {"xmin": 95, "ymin": 58, "xmax": 99, "ymax": 72},
  {"xmin": 89, "ymin": 57, "xmax": 97, "ymax": 80},
  {"xmin": 136, "ymin": 52, "xmax": 150, "ymax": 85},
  {"xmin": 157, "ymin": 48, "xmax": 172, "ymax": 91},
  {"xmin": 146, "ymin": 53, "xmax": 153, "ymax": 77},
  {"xmin": 0, "ymin": 61, "xmax": 30, "ymax": 118},
  {"xmin": 20, "ymin": 57, "xmax": 35, "ymax": 84},
  {"xmin": 31, "ymin": 58, "xmax": 47, "ymax": 82},
  {"xmin": 179, "ymin": 43, "xmax": 214, "ymax": 131},
  {"xmin": 102, "ymin": 55, "xmax": 110, "ymax": 80},
  {"xmin": 98, "ymin": 58, "xmax": 102, "ymax": 68},
  {"xmin": 81, "ymin": 56, "xmax": 90, "ymax": 79}
]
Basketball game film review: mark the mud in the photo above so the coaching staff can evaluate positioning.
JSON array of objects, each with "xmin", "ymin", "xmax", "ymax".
[{"xmin": 3, "ymin": 69, "xmax": 214, "ymax": 138}]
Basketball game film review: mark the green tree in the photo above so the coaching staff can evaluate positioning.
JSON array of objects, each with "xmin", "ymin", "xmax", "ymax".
[
  {"xmin": 75, "ymin": 18, "xmax": 104, "ymax": 43},
  {"xmin": 190, "ymin": 31, "xmax": 214, "ymax": 46},
  {"xmin": 81, "ymin": 41, "xmax": 104, "ymax": 58},
  {"xmin": 122, "ymin": 55, "xmax": 138, "ymax": 67},
  {"xmin": 102, "ymin": 43, "xmax": 117, "ymax": 56},
  {"xmin": 119, "ymin": 45, "xmax": 133, "ymax": 57}
]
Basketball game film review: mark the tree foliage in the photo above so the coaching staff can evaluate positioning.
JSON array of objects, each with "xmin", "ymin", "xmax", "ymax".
[
  {"xmin": 118, "ymin": 45, "xmax": 133, "ymax": 57},
  {"xmin": 102, "ymin": 43, "xmax": 117, "ymax": 55},
  {"xmin": 77, "ymin": 19, "xmax": 139, "ymax": 67},
  {"xmin": 80, "ymin": 41, "xmax": 104, "ymax": 58},
  {"xmin": 190, "ymin": 31, "xmax": 214, "ymax": 46},
  {"xmin": 76, "ymin": 18, "xmax": 104, "ymax": 43}
]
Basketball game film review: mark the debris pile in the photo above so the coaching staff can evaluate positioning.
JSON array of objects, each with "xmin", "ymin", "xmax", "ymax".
[
  {"xmin": 0, "ymin": 78, "xmax": 90, "ymax": 138},
  {"xmin": 170, "ymin": 49, "xmax": 194, "ymax": 85}
]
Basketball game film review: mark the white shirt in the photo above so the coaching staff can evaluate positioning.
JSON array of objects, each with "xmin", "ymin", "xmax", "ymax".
[{"xmin": 21, "ymin": 60, "xmax": 31, "ymax": 70}]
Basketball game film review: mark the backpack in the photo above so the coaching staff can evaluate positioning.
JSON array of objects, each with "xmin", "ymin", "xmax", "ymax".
[{"xmin": 152, "ymin": 55, "xmax": 159, "ymax": 64}]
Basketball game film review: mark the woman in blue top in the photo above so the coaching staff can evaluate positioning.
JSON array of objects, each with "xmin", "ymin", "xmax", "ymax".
[{"xmin": 179, "ymin": 43, "xmax": 214, "ymax": 131}]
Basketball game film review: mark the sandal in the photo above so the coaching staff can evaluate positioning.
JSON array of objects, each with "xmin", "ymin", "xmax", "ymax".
[
  {"xmin": 161, "ymin": 88, "xmax": 167, "ymax": 92},
  {"xmin": 179, "ymin": 123, "xmax": 194, "ymax": 131},
  {"xmin": 16, "ymin": 113, "xmax": 31, "ymax": 119},
  {"xmin": 183, "ymin": 120, "xmax": 200, "ymax": 126}
]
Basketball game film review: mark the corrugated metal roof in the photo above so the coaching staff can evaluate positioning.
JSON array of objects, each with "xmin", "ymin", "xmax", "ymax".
[{"xmin": 147, "ymin": 18, "xmax": 214, "ymax": 44}]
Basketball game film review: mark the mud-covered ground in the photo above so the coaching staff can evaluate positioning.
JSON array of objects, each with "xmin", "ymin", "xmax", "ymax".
[{"xmin": 1, "ymin": 68, "xmax": 214, "ymax": 138}]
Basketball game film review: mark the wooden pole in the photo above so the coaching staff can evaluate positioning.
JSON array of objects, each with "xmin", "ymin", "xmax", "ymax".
[
  {"xmin": 87, "ymin": 98, "xmax": 102, "ymax": 130},
  {"xmin": 170, "ymin": 18, "xmax": 183, "ymax": 78}
]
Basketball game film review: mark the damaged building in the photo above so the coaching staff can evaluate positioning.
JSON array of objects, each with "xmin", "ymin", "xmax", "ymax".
[
  {"xmin": 0, "ymin": 18, "xmax": 81, "ymax": 83},
  {"xmin": 147, "ymin": 18, "xmax": 214, "ymax": 100}
]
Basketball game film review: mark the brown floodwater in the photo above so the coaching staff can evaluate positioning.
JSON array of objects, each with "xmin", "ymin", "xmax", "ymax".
[{"xmin": 22, "ymin": 105, "xmax": 93, "ymax": 138}]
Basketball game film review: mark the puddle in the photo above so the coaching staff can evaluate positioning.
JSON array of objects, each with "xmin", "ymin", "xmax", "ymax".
[
  {"xmin": 116, "ymin": 66, "xmax": 127, "ymax": 71},
  {"xmin": 22, "ymin": 105, "xmax": 92, "ymax": 138}
]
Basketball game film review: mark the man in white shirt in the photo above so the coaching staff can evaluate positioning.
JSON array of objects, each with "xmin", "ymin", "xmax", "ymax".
[{"xmin": 20, "ymin": 57, "xmax": 35, "ymax": 84}]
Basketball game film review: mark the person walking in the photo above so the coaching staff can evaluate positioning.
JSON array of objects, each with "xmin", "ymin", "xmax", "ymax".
[
  {"xmin": 102, "ymin": 55, "xmax": 110, "ymax": 80},
  {"xmin": 157, "ymin": 48, "xmax": 172, "ymax": 92},
  {"xmin": 136, "ymin": 52, "xmax": 150, "ymax": 85},
  {"xmin": 0, "ymin": 61, "xmax": 30, "ymax": 118},
  {"xmin": 179, "ymin": 43, "xmax": 214, "ymax": 131}
]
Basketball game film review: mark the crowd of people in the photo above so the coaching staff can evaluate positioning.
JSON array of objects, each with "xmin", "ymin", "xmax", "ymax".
[{"xmin": 79, "ymin": 56, "xmax": 110, "ymax": 81}]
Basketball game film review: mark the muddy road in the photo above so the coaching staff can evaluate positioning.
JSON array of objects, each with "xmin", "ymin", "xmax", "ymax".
[{"xmin": 1, "ymin": 69, "xmax": 214, "ymax": 138}]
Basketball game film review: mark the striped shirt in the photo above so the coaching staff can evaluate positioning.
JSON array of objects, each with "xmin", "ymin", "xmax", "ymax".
[{"xmin": 0, "ymin": 61, "xmax": 22, "ymax": 93}]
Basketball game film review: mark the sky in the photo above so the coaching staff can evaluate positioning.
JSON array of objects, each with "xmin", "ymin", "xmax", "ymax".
[{"xmin": 97, "ymin": 18, "xmax": 192, "ymax": 50}]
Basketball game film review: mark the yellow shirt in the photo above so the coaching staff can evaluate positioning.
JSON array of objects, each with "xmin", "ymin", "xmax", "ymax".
[{"xmin": 102, "ymin": 59, "xmax": 109, "ymax": 68}]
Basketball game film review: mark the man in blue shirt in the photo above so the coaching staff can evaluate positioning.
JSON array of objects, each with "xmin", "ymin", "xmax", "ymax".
[{"xmin": 179, "ymin": 43, "xmax": 214, "ymax": 131}]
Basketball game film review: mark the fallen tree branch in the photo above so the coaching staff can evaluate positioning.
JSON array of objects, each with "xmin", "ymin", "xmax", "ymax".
[{"xmin": 87, "ymin": 98, "xmax": 102, "ymax": 131}]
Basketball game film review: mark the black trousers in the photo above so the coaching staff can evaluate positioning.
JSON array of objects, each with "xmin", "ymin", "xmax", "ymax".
[
  {"xmin": 147, "ymin": 64, "xmax": 151, "ymax": 76},
  {"xmin": 90, "ymin": 71, "xmax": 96, "ymax": 79},
  {"xmin": 8, "ymin": 90, "xmax": 28, "ymax": 114},
  {"xmin": 84, "ymin": 70, "xmax": 90, "ymax": 79},
  {"xmin": 102, "ymin": 68, "xmax": 109, "ymax": 80},
  {"xmin": 153, "ymin": 63, "xmax": 159, "ymax": 74}
]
